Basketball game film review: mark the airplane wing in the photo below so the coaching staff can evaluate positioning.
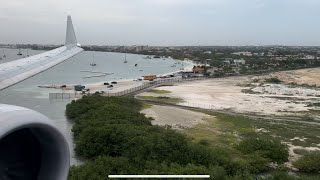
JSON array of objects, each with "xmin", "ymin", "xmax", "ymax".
[{"xmin": 0, "ymin": 15, "xmax": 83, "ymax": 90}]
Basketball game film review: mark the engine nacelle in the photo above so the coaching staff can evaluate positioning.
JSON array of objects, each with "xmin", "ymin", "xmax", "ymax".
[{"xmin": 0, "ymin": 104, "xmax": 70, "ymax": 180}]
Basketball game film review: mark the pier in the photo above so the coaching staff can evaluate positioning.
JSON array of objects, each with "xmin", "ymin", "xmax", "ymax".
[{"xmin": 49, "ymin": 76, "xmax": 209, "ymax": 100}]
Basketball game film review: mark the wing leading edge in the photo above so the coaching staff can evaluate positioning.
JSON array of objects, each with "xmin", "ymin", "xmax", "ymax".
[{"xmin": 0, "ymin": 15, "xmax": 83, "ymax": 90}]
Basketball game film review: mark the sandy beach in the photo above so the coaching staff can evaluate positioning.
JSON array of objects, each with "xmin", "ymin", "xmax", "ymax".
[{"xmin": 138, "ymin": 70, "xmax": 320, "ymax": 116}]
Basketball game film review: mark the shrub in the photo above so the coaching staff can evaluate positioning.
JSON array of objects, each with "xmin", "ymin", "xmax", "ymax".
[
  {"xmin": 245, "ymin": 153, "xmax": 269, "ymax": 174},
  {"xmin": 237, "ymin": 138, "xmax": 288, "ymax": 164},
  {"xmin": 199, "ymin": 139, "xmax": 210, "ymax": 146},
  {"xmin": 265, "ymin": 77, "xmax": 282, "ymax": 84},
  {"xmin": 293, "ymin": 152, "xmax": 320, "ymax": 173},
  {"xmin": 68, "ymin": 156, "xmax": 137, "ymax": 180}
]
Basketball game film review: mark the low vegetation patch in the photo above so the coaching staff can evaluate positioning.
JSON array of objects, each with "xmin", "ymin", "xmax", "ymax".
[
  {"xmin": 237, "ymin": 138, "xmax": 289, "ymax": 164},
  {"xmin": 241, "ymin": 88, "xmax": 259, "ymax": 94},
  {"xmin": 66, "ymin": 95, "xmax": 319, "ymax": 179},
  {"xmin": 146, "ymin": 89, "xmax": 171, "ymax": 94},
  {"xmin": 137, "ymin": 96, "xmax": 182, "ymax": 104},
  {"xmin": 265, "ymin": 77, "xmax": 282, "ymax": 84},
  {"xmin": 293, "ymin": 151, "xmax": 320, "ymax": 173}
]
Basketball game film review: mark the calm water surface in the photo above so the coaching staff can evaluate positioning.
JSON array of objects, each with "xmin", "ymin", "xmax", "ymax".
[{"xmin": 0, "ymin": 48, "xmax": 191, "ymax": 165}]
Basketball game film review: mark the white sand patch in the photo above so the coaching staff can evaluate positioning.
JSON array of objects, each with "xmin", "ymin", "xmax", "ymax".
[
  {"xmin": 138, "ymin": 77, "xmax": 311, "ymax": 115},
  {"xmin": 252, "ymin": 84, "xmax": 320, "ymax": 97},
  {"xmin": 285, "ymin": 143, "xmax": 320, "ymax": 169},
  {"xmin": 255, "ymin": 128, "xmax": 270, "ymax": 133},
  {"xmin": 290, "ymin": 137, "xmax": 308, "ymax": 142},
  {"xmin": 141, "ymin": 105, "xmax": 211, "ymax": 130}
]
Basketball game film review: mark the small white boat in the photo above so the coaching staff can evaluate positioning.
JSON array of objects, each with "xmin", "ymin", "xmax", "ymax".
[
  {"xmin": 17, "ymin": 49, "xmax": 22, "ymax": 56},
  {"xmin": 123, "ymin": 53, "xmax": 127, "ymax": 63},
  {"xmin": 90, "ymin": 53, "xmax": 97, "ymax": 66}
]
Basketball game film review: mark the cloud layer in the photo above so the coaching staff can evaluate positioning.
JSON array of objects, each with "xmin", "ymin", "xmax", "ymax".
[{"xmin": 0, "ymin": 0, "xmax": 319, "ymax": 46}]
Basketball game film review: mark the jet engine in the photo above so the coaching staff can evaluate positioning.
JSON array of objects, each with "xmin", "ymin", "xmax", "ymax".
[{"xmin": 0, "ymin": 104, "xmax": 70, "ymax": 180}]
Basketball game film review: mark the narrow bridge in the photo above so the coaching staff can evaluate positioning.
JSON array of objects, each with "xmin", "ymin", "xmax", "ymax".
[{"xmin": 49, "ymin": 76, "xmax": 209, "ymax": 100}]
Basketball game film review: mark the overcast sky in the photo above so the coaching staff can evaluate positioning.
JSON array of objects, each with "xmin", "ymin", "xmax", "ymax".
[{"xmin": 1, "ymin": 0, "xmax": 320, "ymax": 46}]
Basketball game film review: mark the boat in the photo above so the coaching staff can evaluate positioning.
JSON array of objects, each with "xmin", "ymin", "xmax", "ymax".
[
  {"xmin": 123, "ymin": 53, "xmax": 127, "ymax": 63},
  {"xmin": 134, "ymin": 64, "xmax": 138, "ymax": 67},
  {"xmin": 90, "ymin": 53, "xmax": 96, "ymax": 66},
  {"xmin": 17, "ymin": 49, "xmax": 22, "ymax": 56}
]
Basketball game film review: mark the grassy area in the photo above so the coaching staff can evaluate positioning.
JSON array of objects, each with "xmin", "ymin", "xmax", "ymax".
[
  {"xmin": 182, "ymin": 113, "xmax": 256, "ymax": 152},
  {"xmin": 141, "ymin": 102, "xmax": 153, "ymax": 110},
  {"xmin": 182, "ymin": 110, "xmax": 320, "ymax": 154},
  {"xmin": 138, "ymin": 103, "xmax": 320, "ymax": 150},
  {"xmin": 146, "ymin": 89, "xmax": 171, "ymax": 94},
  {"xmin": 137, "ymin": 96, "xmax": 182, "ymax": 104}
]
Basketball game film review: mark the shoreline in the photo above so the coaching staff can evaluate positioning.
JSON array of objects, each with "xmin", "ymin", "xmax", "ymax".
[{"xmin": 39, "ymin": 59, "xmax": 195, "ymax": 93}]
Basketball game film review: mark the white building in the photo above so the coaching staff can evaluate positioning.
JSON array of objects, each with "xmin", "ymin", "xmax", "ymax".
[
  {"xmin": 232, "ymin": 51, "xmax": 253, "ymax": 56},
  {"xmin": 234, "ymin": 59, "xmax": 246, "ymax": 66},
  {"xmin": 302, "ymin": 55, "xmax": 315, "ymax": 60},
  {"xmin": 203, "ymin": 51, "xmax": 212, "ymax": 54}
]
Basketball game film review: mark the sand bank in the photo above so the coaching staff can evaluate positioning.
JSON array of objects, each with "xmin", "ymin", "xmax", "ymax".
[{"xmin": 141, "ymin": 105, "xmax": 210, "ymax": 130}]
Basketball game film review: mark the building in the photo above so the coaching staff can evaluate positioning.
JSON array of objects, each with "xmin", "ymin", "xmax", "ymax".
[
  {"xmin": 232, "ymin": 51, "xmax": 253, "ymax": 57},
  {"xmin": 234, "ymin": 59, "xmax": 246, "ymax": 66},
  {"xmin": 302, "ymin": 55, "xmax": 315, "ymax": 60},
  {"xmin": 192, "ymin": 66, "xmax": 205, "ymax": 73}
]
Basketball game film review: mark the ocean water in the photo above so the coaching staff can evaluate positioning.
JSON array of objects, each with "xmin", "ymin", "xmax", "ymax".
[{"xmin": 0, "ymin": 48, "xmax": 191, "ymax": 165}]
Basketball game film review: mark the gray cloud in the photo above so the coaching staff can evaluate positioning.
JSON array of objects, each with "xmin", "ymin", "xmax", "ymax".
[{"xmin": 0, "ymin": 0, "xmax": 320, "ymax": 46}]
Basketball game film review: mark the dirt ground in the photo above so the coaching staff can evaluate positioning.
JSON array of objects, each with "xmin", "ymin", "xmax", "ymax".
[
  {"xmin": 139, "ymin": 68, "xmax": 320, "ymax": 169},
  {"xmin": 268, "ymin": 68, "xmax": 320, "ymax": 86},
  {"xmin": 141, "ymin": 105, "xmax": 211, "ymax": 129},
  {"xmin": 138, "ymin": 68, "xmax": 320, "ymax": 117},
  {"xmin": 140, "ymin": 78, "xmax": 318, "ymax": 116}
]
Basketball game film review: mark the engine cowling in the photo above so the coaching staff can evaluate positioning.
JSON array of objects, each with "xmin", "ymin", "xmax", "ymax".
[{"xmin": 0, "ymin": 104, "xmax": 70, "ymax": 180}]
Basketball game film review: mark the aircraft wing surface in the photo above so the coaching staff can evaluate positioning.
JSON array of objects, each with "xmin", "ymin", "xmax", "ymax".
[{"xmin": 0, "ymin": 15, "xmax": 83, "ymax": 90}]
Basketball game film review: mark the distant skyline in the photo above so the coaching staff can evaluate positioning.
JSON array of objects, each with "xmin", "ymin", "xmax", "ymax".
[{"xmin": 1, "ymin": 0, "xmax": 320, "ymax": 46}]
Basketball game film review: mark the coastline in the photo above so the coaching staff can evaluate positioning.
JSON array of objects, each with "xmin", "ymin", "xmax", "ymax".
[{"xmin": 39, "ymin": 59, "xmax": 195, "ymax": 93}]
